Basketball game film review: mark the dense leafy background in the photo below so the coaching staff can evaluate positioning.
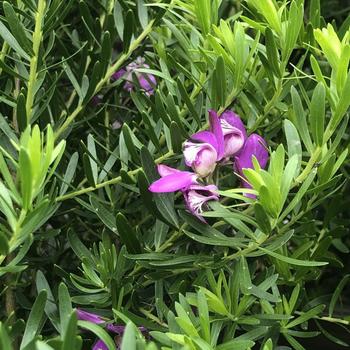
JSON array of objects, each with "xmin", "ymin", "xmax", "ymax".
[{"xmin": 0, "ymin": 0, "xmax": 349, "ymax": 349}]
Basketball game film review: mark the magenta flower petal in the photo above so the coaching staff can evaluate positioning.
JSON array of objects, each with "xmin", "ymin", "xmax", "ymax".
[
  {"xmin": 106, "ymin": 324, "xmax": 147, "ymax": 334},
  {"xmin": 76, "ymin": 309, "xmax": 104, "ymax": 324},
  {"xmin": 149, "ymin": 172, "xmax": 197, "ymax": 193},
  {"xmin": 138, "ymin": 73, "xmax": 157, "ymax": 96},
  {"xmin": 234, "ymin": 134, "xmax": 269, "ymax": 198},
  {"xmin": 191, "ymin": 131, "xmax": 219, "ymax": 154},
  {"xmin": 157, "ymin": 164, "xmax": 180, "ymax": 177},
  {"xmin": 221, "ymin": 111, "xmax": 247, "ymax": 138},
  {"xmin": 183, "ymin": 184, "xmax": 219, "ymax": 221},
  {"xmin": 111, "ymin": 68, "xmax": 126, "ymax": 81},
  {"xmin": 220, "ymin": 111, "xmax": 247, "ymax": 157},
  {"xmin": 183, "ymin": 141, "xmax": 218, "ymax": 177},
  {"xmin": 235, "ymin": 134, "xmax": 269, "ymax": 174},
  {"xmin": 208, "ymin": 110, "xmax": 225, "ymax": 160},
  {"xmin": 121, "ymin": 57, "xmax": 157, "ymax": 95},
  {"xmin": 93, "ymin": 340, "xmax": 109, "ymax": 350},
  {"xmin": 106, "ymin": 324, "xmax": 126, "ymax": 333}
]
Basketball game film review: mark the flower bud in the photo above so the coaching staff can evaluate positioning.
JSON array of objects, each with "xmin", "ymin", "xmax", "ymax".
[
  {"xmin": 220, "ymin": 111, "xmax": 247, "ymax": 158},
  {"xmin": 183, "ymin": 140, "xmax": 218, "ymax": 177}
]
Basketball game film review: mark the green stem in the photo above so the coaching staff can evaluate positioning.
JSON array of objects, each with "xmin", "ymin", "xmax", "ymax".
[
  {"xmin": 249, "ymin": 81, "xmax": 283, "ymax": 132},
  {"xmin": 56, "ymin": 150, "xmax": 173, "ymax": 202},
  {"xmin": 294, "ymin": 311, "xmax": 350, "ymax": 326},
  {"xmin": 0, "ymin": 209, "xmax": 27, "ymax": 266},
  {"xmin": 26, "ymin": 0, "xmax": 46, "ymax": 123},
  {"xmin": 54, "ymin": 19, "xmax": 155, "ymax": 139},
  {"xmin": 294, "ymin": 146, "xmax": 322, "ymax": 184},
  {"xmin": 5, "ymin": 253, "xmax": 16, "ymax": 317},
  {"xmin": 0, "ymin": 42, "xmax": 9, "ymax": 76}
]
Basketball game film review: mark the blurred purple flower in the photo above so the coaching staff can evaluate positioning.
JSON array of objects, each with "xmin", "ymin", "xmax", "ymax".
[
  {"xmin": 183, "ymin": 184, "xmax": 219, "ymax": 222},
  {"xmin": 183, "ymin": 110, "xmax": 224, "ymax": 177},
  {"xmin": 112, "ymin": 57, "xmax": 156, "ymax": 96},
  {"xmin": 220, "ymin": 110, "xmax": 247, "ymax": 158},
  {"xmin": 93, "ymin": 340, "xmax": 109, "ymax": 350},
  {"xmin": 148, "ymin": 165, "xmax": 198, "ymax": 193},
  {"xmin": 77, "ymin": 309, "xmax": 147, "ymax": 350},
  {"xmin": 77, "ymin": 309, "xmax": 105, "ymax": 324},
  {"xmin": 234, "ymin": 134, "xmax": 269, "ymax": 197},
  {"xmin": 111, "ymin": 68, "xmax": 126, "ymax": 81},
  {"xmin": 91, "ymin": 95, "xmax": 103, "ymax": 106}
]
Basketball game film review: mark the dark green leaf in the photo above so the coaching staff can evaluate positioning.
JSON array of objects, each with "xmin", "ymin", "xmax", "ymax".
[
  {"xmin": 0, "ymin": 19, "xmax": 30, "ymax": 60},
  {"xmin": 3, "ymin": 2, "xmax": 32, "ymax": 55},
  {"xmin": 123, "ymin": 10, "xmax": 134, "ymax": 51},
  {"xmin": 265, "ymin": 27, "xmax": 280, "ymax": 78},
  {"xmin": 254, "ymin": 203, "xmax": 271, "ymax": 234},
  {"xmin": 116, "ymin": 213, "xmax": 141, "ymax": 254},
  {"xmin": 20, "ymin": 290, "xmax": 47, "ymax": 349},
  {"xmin": 0, "ymin": 231, "xmax": 9, "ymax": 255},
  {"xmin": 77, "ymin": 321, "xmax": 115, "ymax": 350},
  {"xmin": 170, "ymin": 121, "xmax": 183, "ymax": 153},
  {"xmin": 259, "ymin": 247, "xmax": 328, "ymax": 267},
  {"xmin": 59, "ymin": 283, "xmax": 73, "ymax": 338}
]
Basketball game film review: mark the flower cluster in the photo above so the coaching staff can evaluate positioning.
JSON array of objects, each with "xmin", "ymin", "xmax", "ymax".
[
  {"xmin": 149, "ymin": 110, "xmax": 269, "ymax": 220},
  {"xmin": 77, "ymin": 309, "xmax": 147, "ymax": 350}
]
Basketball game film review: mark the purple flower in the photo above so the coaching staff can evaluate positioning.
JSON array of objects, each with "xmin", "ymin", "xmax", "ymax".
[
  {"xmin": 220, "ymin": 111, "xmax": 247, "ymax": 158},
  {"xmin": 183, "ymin": 110, "xmax": 224, "ymax": 177},
  {"xmin": 76, "ymin": 309, "xmax": 147, "ymax": 350},
  {"xmin": 106, "ymin": 324, "xmax": 147, "ymax": 334},
  {"xmin": 148, "ymin": 165, "xmax": 198, "ymax": 193},
  {"xmin": 148, "ymin": 165, "xmax": 218, "ymax": 221},
  {"xmin": 183, "ymin": 184, "xmax": 219, "ymax": 222},
  {"xmin": 111, "ymin": 68, "xmax": 126, "ymax": 81},
  {"xmin": 113, "ymin": 57, "xmax": 156, "ymax": 96},
  {"xmin": 234, "ymin": 134, "xmax": 269, "ymax": 197},
  {"xmin": 77, "ymin": 309, "xmax": 105, "ymax": 324},
  {"xmin": 93, "ymin": 340, "xmax": 109, "ymax": 350}
]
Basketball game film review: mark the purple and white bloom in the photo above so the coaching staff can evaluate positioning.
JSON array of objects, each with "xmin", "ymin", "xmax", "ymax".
[
  {"xmin": 113, "ymin": 57, "xmax": 156, "ymax": 96},
  {"xmin": 183, "ymin": 184, "xmax": 219, "ymax": 222},
  {"xmin": 220, "ymin": 111, "xmax": 247, "ymax": 158},
  {"xmin": 148, "ymin": 165, "xmax": 219, "ymax": 221},
  {"xmin": 234, "ymin": 134, "xmax": 269, "ymax": 197},
  {"xmin": 183, "ymin": 110, "xmax": 224, "ymax": 178},
  {"xmin": 148, "ymin": 165, "xmax": 198, "ymax": 193}
]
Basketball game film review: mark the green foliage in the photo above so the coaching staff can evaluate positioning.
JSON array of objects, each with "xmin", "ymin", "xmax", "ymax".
[{"xmin": 0, "ymin": 0, "xmax": 349, "ymax": 349}]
